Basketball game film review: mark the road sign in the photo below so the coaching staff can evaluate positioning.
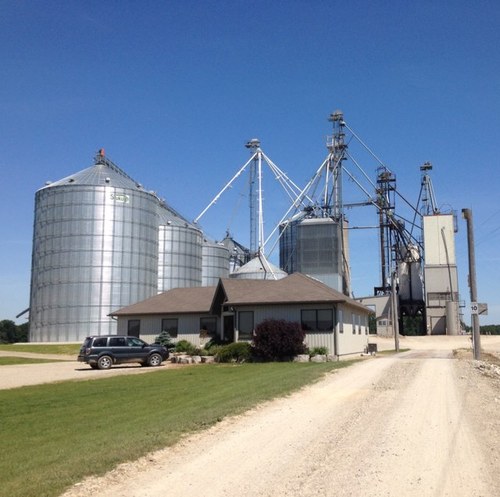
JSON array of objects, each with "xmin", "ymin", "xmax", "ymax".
[
  {"xmin": 471, "ymin": 302, "xmax": 488, "ymax": 315},
  {"xmin": 478, "ymin": 303, "xmax": 488, "ymax": 316}
]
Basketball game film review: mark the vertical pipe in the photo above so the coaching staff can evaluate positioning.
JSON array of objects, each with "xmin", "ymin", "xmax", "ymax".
[
  {"xmin": 462, "ymin": 208, "xmax": 481, "ymax": 360},
  {"xmin": 391, "ymin": 271, "xmax": 400, "ymax": 352}
]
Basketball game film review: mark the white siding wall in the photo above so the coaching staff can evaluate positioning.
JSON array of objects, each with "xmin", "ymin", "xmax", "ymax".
[
  {"xmin": 116, "ymin": 314, "xmax": 220, "ymax": 347},
  {"xmin": 234, "ymin": 303, "xmax": 369, "ymax": 356},
  {"xmin": 237, "ymin": 303, "xmax": 337, "ymax": 355},
  {"xmin": 116, "ymin": 302, "xmax": 369, "ymax": 355},
  {"xmin": 335, "ymin": 304, "xmax": 369, "ymax": 355}
]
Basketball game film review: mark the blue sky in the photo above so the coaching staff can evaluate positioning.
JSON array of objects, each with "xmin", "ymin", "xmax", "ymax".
[{"xmin": 1, "ymin": 0, "xmax": 499, "ymax": 326}]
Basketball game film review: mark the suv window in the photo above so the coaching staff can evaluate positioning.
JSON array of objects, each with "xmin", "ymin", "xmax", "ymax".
[
  {"xmin": 92, "ymin": 337, "xmax": 107, "ymax": 347},
  {"xmin": 109, "ymin": 337, "xmax": 127, "ymax": 346},
  {"xmin": 127, "ymin": 337, "xmax": 146, "ymax": 347}
]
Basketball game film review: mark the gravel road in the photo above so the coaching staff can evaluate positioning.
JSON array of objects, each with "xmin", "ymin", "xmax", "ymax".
[
  {"xmin": 55, "ymin": 336, "xmax": 500, "ymax": 497},
  {"xmin": 2, "ymin": 337, "xmax": 498, "ymax": 496}
]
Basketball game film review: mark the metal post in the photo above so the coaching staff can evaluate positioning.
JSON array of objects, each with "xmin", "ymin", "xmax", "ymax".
[
  {"xmin": 391, "ymin": 271, "xmax": 400, "ymax": 352},
  {"xmin": 462, "ymin": 208, "xmax": 481, "ymax": 360}
]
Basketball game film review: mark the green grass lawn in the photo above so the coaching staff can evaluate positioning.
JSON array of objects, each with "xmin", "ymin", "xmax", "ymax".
[
  {"xmin": 0, "ymin": 357, "xmax": 70, "ymax": 366},
  {"xmin": 0, "ymin": 343, "xmax": 81, "ymax": 355},
  {"xmin": 0, "ymin": 360, "xmax": 354, "ymax": 497}
]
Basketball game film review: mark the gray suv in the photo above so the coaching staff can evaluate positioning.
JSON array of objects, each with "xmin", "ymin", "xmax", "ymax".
[{"xmin": 78, "ymin": 335, "xmax": 169, "ymax": 370}]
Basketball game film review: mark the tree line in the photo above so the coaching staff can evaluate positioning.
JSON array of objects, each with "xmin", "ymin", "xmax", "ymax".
[{"xmin": 0, "ymin": 320, "xmax": 29, "ymax": 343}]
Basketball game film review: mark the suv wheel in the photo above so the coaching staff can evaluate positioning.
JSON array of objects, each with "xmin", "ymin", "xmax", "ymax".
[
  {"xmin": 148, "ymin": 353, "xmax": 162, "ymax": 367},
  {"xmin": 97, "ymin": 355, "xmax": 113, "ymax": 370}
]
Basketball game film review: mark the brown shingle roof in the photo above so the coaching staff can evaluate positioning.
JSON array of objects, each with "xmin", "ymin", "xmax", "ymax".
[
  {"xmin": 109, "ymin": 286, "xmax": 217, "ymax": 316},
  {"xmin": 220, "ymin": 273, "xmax": 367, "ymax": 310},
  {"xmin": 109, "ymin": 273, "xmax": 371, "ymax": 316}
]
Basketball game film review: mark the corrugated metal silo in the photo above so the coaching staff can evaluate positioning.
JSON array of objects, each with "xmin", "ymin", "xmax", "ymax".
[
  {"xmin": 279, "ymin": 215, "xmax": 302, "ymax": 273},
  {"xmin": 202, "ymin": 241, "xmax": 230, "ymax": 286},
  {"xmin": 220, "ymin": 234, "xmax": 251, "ymax": 273},
  {"xmin": 157, "ymin": 203, "xmax": 203, "ymax": 292},
  {"xmin": 280, "ymin": 217, "xmax": 344, "ymax": 292},
  {"xmin": 29, "ymin": 152, "xmax": 159, "ymax": 342}
]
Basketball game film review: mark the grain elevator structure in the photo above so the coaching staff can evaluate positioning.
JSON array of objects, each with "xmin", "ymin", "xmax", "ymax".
[{"xmin": 422, "ymin": 213, "xmax": 460, "ymax": 335}]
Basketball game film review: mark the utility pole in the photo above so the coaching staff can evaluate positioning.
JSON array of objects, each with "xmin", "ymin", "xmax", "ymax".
[{"xmin": 462, "ymin": 208, "xmax": 481, "ymax": 360}]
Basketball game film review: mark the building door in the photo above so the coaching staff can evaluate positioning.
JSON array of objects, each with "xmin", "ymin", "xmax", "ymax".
[{"xmin": 223, "ymin": 315, "xmax": 235, "ymax": 342}]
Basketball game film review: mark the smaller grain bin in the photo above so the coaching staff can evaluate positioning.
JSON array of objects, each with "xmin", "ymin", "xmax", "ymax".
[
  {"xmin": 157, "ymin": 203, "xmax": 203, "ymax": 292},
  {"xmin": 202, "ymin": 241, "xmax": 230, "ymax": 286}
]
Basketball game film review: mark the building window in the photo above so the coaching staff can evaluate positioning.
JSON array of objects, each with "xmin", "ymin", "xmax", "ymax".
[
  {"xmin": 161, "ymin": 318, "xmax": 178, "ymax": 338},
  {"xmin": 200, "ymin": 317, "xmax": 217, "ymax": 337},
  {"xmin": 301, "ymin": 310, "xmax": 316, "ymax": 331},
  {"xmin": 338, "ymin": 308, "xmax": 343, "ymax": 334},
  {"xmin": 352, "ymin": 313, "xmax": 356, "ymax": 334},
  {"xmin": 238, "ymin": 311, "xmax": 254, "ymax": 340},
  {"xmin": 128, "ymin": 319, "xmax": 140, "ymax": 337},
  {"xmin": 301, "ymin": 309, "xmax": 334, "ymax": 332}
]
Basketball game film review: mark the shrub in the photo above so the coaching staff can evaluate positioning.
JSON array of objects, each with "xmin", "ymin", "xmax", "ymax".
[
  {"xmin": 154, "ymin": 330, "xmax": 176, "ymax": 350},
  {"xmin": 174, "ymin": 340, "xmax": 197, "ymax": 355},
  {"xmin": 252, "ymin": 319, "xmax": 306, "ymax": 361},
  {"xmin": 200, "ymin": 345, "xmax": 221, "ymax": 356},
  {"xmin": 215, "ymin": 342, "xmax": 252, "ymax": 363},
  {"xmin": 309, "ymin": 346, "xmax": 328, "ymax": 356}
]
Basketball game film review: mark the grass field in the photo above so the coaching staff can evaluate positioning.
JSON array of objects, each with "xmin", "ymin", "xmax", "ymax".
[
  {"xmin": 0, "ymin": 357, "xmax": 70, "ymax": 366},
  {"xmin": 0, "ymin": 360, "xmax": 354, "ymax": 497},
  {"xmin": 0, "ymin": 343, "xmax": 81, "ymax": 355}
]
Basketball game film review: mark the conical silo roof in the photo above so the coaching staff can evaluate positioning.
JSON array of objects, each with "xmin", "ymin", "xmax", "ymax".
[
  {"xmin": 40, "ymin": 150, "xmax": 145, "ymax": 191},
  {"xmin": 230, "ymin": 254, "xmax": 287, "ymax": 280}
]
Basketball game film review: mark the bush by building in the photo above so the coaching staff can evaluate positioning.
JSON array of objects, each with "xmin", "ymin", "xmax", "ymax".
[{"xmin": 252, "ymin": 318, "xmax": 306, "ymax": 361}]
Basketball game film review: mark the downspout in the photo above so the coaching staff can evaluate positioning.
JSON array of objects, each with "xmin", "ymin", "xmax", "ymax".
[{"xmin": 334, "ymin": 305, "xmax": 339, "ymax": 359}]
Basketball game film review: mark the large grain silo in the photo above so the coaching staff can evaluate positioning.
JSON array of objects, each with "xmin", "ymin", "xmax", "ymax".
[
  {"xmin": 202, "ymin": 241, "xmax": 230, "ymax": 286},
  {"xmin": 157, "ymin": 203, "xmax": 203, "ymax": 292},
  {"xmin": 29, "ymin": 151, "xmax": 160, "ymax": 342}
]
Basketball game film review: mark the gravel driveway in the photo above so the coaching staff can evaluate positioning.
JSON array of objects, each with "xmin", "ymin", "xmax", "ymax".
[
  {"xmin": 2, "ymin": 336, "xmax": 499, "ymax": 496},
  {"xmin": 0, "ymin": 351, "xmax": 177, "ymax": 389},
  {"xmin": 57, "ymin": 335, "xmax": 499, "ymax": 497}
]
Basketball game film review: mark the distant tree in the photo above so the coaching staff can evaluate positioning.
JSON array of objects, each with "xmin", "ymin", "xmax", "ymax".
[
  {"xmin": 480, "ymin": 324, "xmax": 500, "ymax": 335},
  {"xmin": 0, "ymin": 320, "xmax": 18, "ymax": 343},
  {"xmin": 17, "ymin": 322, "xmax": 29, "ymax": 342},
  {"xmin": 0, "ymin": 320, "xmax": 29, "ymax": 343},
  {"xmin": 461, "ymin": 321, "xmax": 471, "ymax": 334}
]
